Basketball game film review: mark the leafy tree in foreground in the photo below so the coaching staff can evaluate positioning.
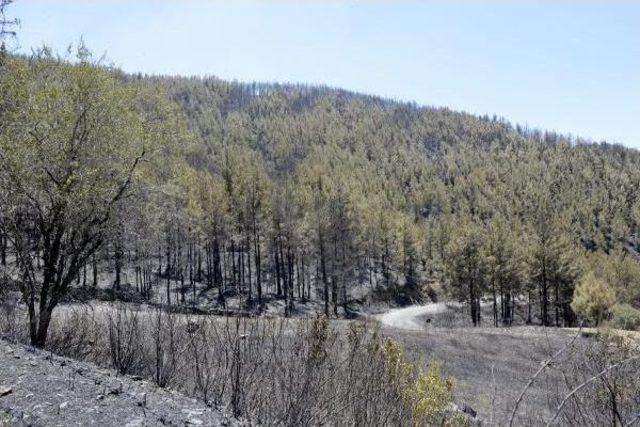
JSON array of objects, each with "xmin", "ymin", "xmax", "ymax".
[{"xmin": 0, "ymin": 49, "xmax": 153, "ymax": 347}]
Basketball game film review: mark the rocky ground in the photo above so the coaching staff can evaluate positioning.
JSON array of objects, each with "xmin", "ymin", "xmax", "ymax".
[{"xmin": 0, "ymin": 340, "xmax": 246, "ymax": 427}]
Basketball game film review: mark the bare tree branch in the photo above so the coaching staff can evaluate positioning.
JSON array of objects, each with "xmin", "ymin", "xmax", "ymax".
[
  {"xmin": 545, "ymin": 355, "xmax": 640, "ymax": 427},
  {"xmin": 508, "ymin": 326, "xmax": 583, "ymax": 427}
]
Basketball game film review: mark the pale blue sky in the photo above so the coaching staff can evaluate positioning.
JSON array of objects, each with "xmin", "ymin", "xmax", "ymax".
[{"xmin": 10, "ymin": 1, "xmax": 640, "ymax": 148}]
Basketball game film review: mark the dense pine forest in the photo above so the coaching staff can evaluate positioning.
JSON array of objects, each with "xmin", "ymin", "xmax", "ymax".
[
  {"xmin": 3, "ymin": 48, "xmax": 640, "ymax": 349},
  {"xmin": 2, "ymin": 0, "xmax": 640, "ymax": 421},
  {"xmin": 152, "ymin": 73, "xmax": 640, "ymax": 327}
]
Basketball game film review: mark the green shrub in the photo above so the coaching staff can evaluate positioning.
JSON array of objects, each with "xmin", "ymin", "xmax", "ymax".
[
  {"xmin": 382, "ymin": 339, "xmax": 453, "ymax": 425},
  {"xmin": 609, "ymin": 303, "xmax": 640, "ymax": 331},
  {"xmin": 571, "ymin": 272, "xmax": 616, "ymax": 325}
]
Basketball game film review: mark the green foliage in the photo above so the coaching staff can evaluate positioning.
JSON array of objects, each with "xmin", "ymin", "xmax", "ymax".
[
  {"xmin": 382, "ymin": 339, "xmax": 453, "ymax": 425},
  {"xmin": 413, "ymin": 362, "xmax": 454, "ymax": 424},
  {"xmin": 154, "ymin": 74, "xmax": 640, "ymax": 319},
  {"xmin": 0, "ymin": 48, "xmax": 180, "ymax": 346},
  {"xmin": 585, "ymin": 251, "xmax": 640, "ymax": 307},
  {"xmin": 0, "ymin": 49, "xmax": 148, "ymax": 225},
  {"xmin": 444, "ymin": 220, "xmax": 485, "ymax": 324},
  {"xmin": 571, "ymin": 273, "xmax": 617, "ymax": 325},
  {"xmin": 609, "ymin": 303, "xmax": 640, "ymax": 331},
  {"xmin": 4, "ymin": 46, "xmax": 640, "ymax": 332}
]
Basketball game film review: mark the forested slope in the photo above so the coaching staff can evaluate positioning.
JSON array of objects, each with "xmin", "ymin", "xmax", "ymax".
[
  {"xmin": 135, "ymin": 74, "xmax": 640, "ymax": 325},
  {"xmin": 3, "ymin": 53, "xmax": 640, "ymax": 336}
]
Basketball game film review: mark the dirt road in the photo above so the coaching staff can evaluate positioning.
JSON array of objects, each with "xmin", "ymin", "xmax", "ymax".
[{"xmin": 376, "ymin": 303, "xmax": 449, "ymax": 331}]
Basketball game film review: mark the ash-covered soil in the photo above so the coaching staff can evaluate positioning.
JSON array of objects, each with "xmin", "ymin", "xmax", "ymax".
[{"xmin": 0, "ymin": 339, "xmax": 247, "ymax": 427}]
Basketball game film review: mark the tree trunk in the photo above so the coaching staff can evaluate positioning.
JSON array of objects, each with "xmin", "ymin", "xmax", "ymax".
[
  {"xmin": 114, "ymin": 243, "xmax": 123, "ymax": 291},
  {"xmin": 275, "ymin": 238, "xmax": 282, "ymax": 297},
  {"xmin": 541, "ymin": 283, "xmax": 548, "ymax": 326},
  {"xmin": 238, "ymin": 241, "xmax": 244, "ymax": 295},
  {"xmin": 247, "ymin": 238, "xmax": 253, "ymax": 305},
  {"xmin": 382, "ymin": 240, "xmax": 390, "ymax": 287},
  {"xmin": 92, "ymin": 254, "xmax": 98, "ymax": 288},
  {"xmin": 331, "ymin": 239, "xmax": 338, "ymax": 317},
  {"xmin": 300, "ymin": 255, "xmax": 306, "ymax": 302},
  {"xmin": 503, "ymin": 290, "xmax": 512, "ymax": 326},
  {"xmin": 254, "ymin": 231, "xmax": 262, "ymax": 304},
  {"xmin": 165, "ymin": 243, "xmax": 171, "ymax": 277},
  {"xmin": 213, "ymin": 238, "xmax": 222, "ymax": 288},
  {"xmin": 231, "ymin": 240, "xmax": 237, "ymax": 293},
  {"xmin": 197, "ymin": 248, "xmax": 202, "ymax": 283},
  {"xmin": 554, "ymin": 279, "xmax": 560, "ymax": 327},
  {"xmin": 319, "ymin": 234, "xmax": 329, "ymax": 317},
  {"xmin": 27, "ymin": 288, "xmax": 38, "ymax": 346},
  {"xmin": 470, "ymin": 279, "xmax": 478, "ymax": 327},
  {"xmin": 205, "ymin": 241, "xmax": 212, "ymax": 288},
  {"xmin": 282, "ymin": 242, "xmax": 289, "ymax": 317},
  {"xmin": 492, "ymin": 279, "xmax": 498, "ymax": 327},
  {"xmin": 296, "ymin": 255, "xmax": 302, "ymax": 300},
  {"xmin": 541, "ymin": 262, "xmax": 549, "ymax": 326},
  {"xmin": 166, "ymin": 274, "xmax": 171, "ymax": 306},
  {"xmin": 500, "ymin": 284, "xmax": 505, "ymax": 323},
  {"xmin": 0, "ymin": 233, "xmax": 6, "ymax": 266},
  {"xmin": 287, "ymin": 246, "xmax": 294, "ymax": 313},
  {"xmin": 341, "ymin": 241, "xmax": 348, "ymax": 315},
  {"xmin": 221, "ymin": 241, "xmax": 227, "ymax": 294},
  {"xmin": 32, "ymin": 307, "xmax": 53, "ymax": 348}
]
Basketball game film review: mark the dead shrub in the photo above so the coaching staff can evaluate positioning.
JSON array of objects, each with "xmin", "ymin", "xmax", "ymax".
[
  {"xmin": 11, "ymin": 305, "xmax": 461, "ymax": 426},
  {"xmin": 107, "ymin": 303, "xmax": 145, "ymax": 375}
]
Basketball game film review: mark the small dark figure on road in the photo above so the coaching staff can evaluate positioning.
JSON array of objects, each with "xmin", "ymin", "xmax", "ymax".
[{"xmin": 462, "ymin": 404, "xmax": 477, "ymax": 418}]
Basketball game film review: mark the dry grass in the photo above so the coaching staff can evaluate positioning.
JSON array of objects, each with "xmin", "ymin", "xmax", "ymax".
[
  {"xmin": 2, "ymin": 299, "xmax": 638, "ymax": 426},
  {"xmin": 384, "ymin": 323, "xmax": 640, "ymax": 426},
  {"xmin": 0, "ymin": 302, "xmax": 459, "ymax": 426}
]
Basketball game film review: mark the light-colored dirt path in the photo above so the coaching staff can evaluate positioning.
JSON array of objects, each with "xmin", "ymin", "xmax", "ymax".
[{"xmin": 376, "ymin": 303, "xmax": 449, "ymax": 331}]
